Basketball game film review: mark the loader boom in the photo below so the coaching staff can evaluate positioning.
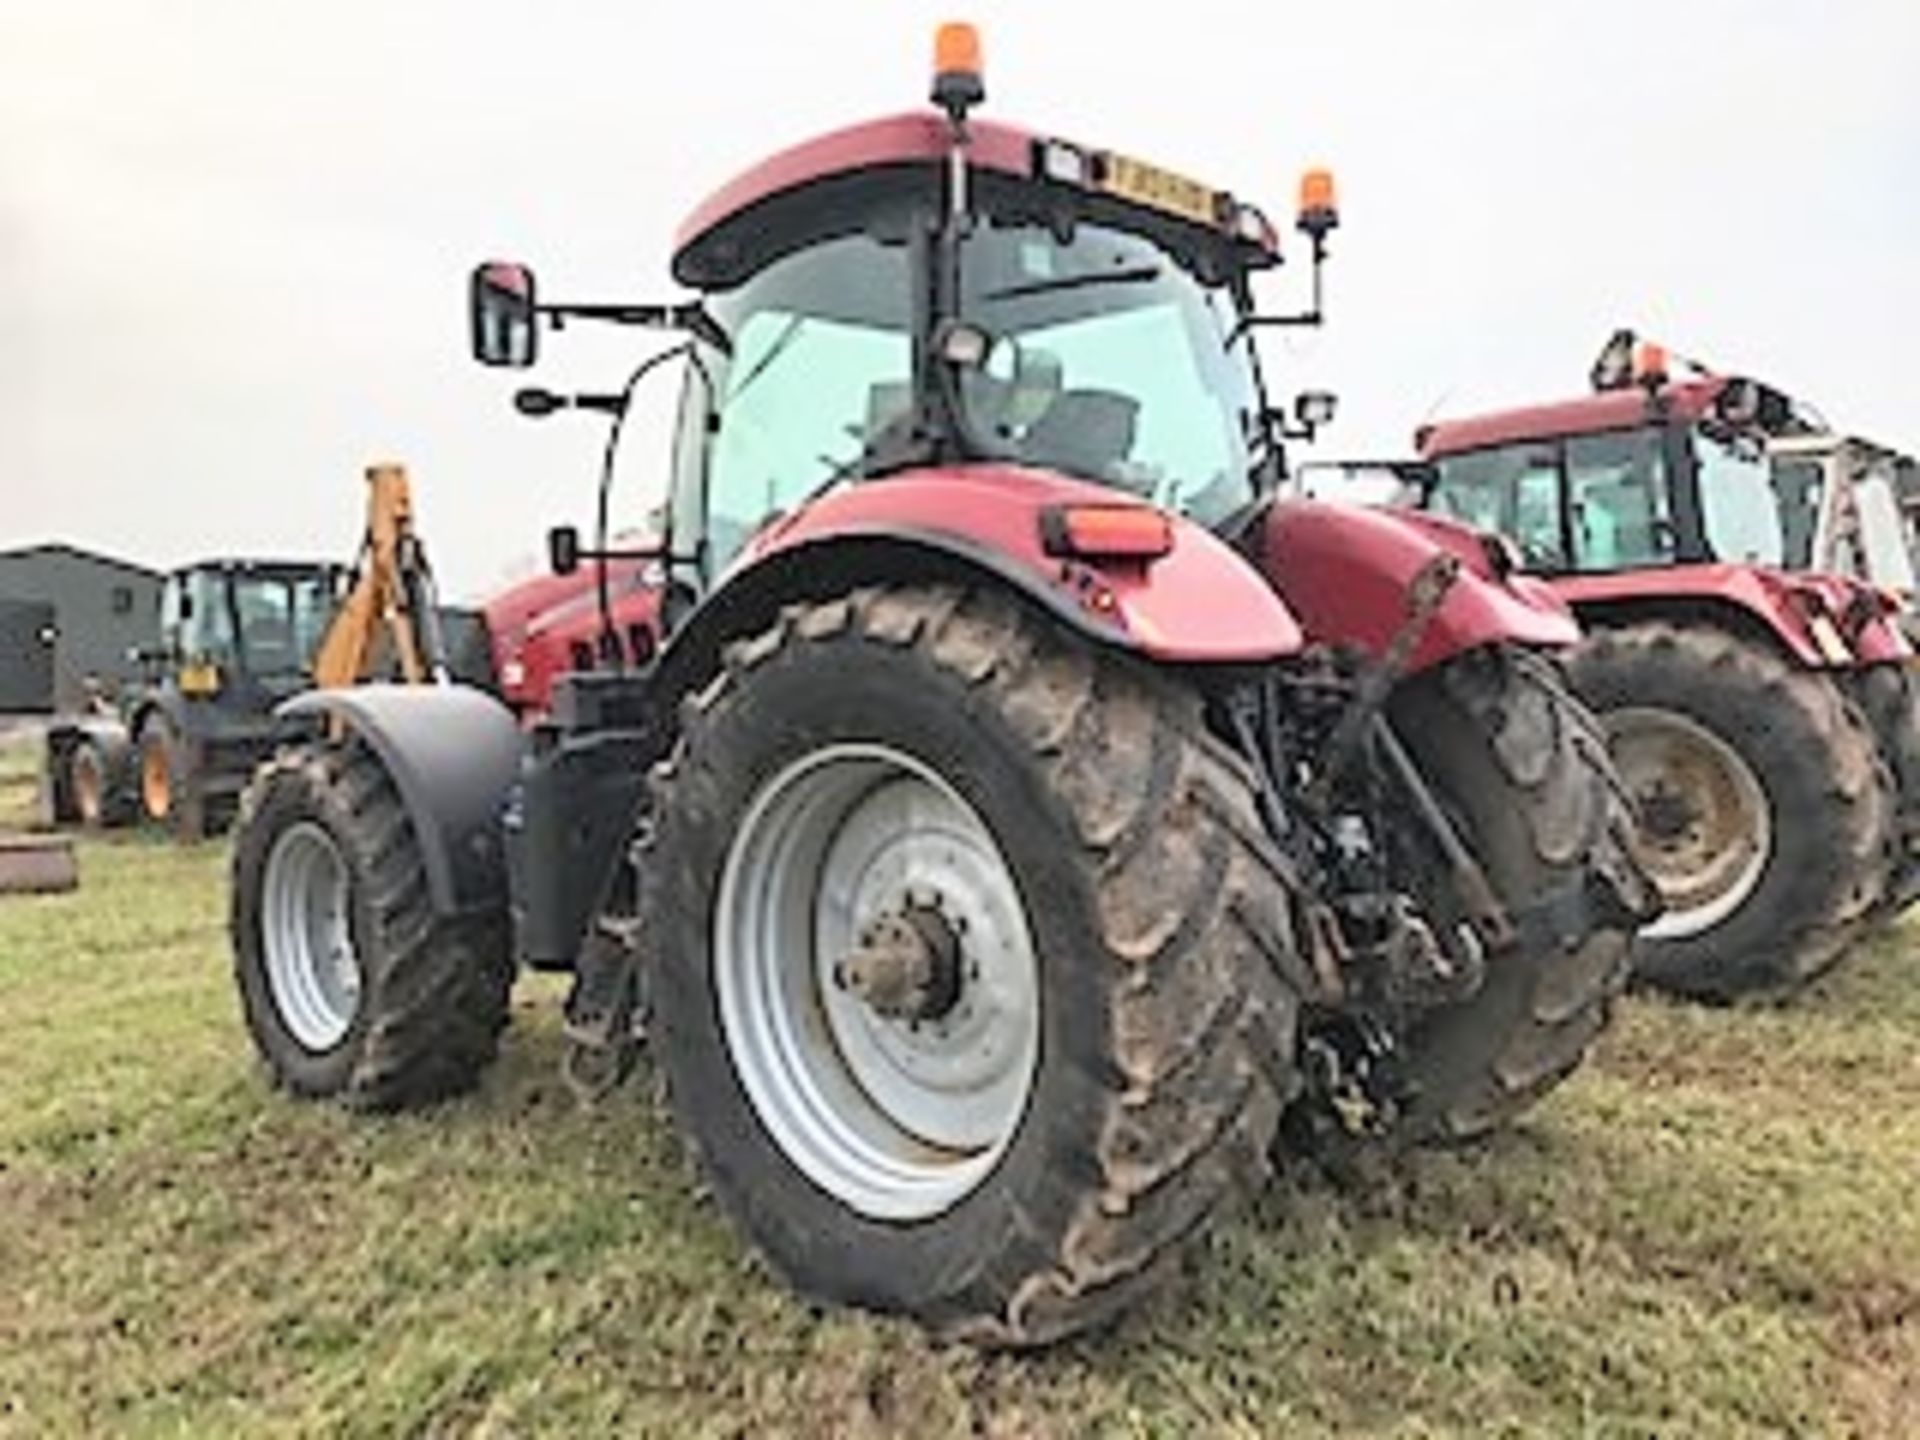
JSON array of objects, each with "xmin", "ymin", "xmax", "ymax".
[{"xmin": 310, "ymin": 464, "xmax": 449, "ymax": 688}]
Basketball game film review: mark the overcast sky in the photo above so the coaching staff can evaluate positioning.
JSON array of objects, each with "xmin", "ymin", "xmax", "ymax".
[{"xmin": 4, "ymin": 2, "xmax": 1916, "ymax": 597}]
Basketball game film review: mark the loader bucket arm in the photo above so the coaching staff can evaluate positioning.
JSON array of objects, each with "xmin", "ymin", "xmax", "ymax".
[{"xmin": 310, "ymin": 464, "xmax": 450, "ymax": 688}]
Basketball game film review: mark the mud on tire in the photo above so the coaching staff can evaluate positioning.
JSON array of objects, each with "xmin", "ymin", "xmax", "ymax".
[
  {"xmin": 230, "ymin": 740, "xmax": 514, "ymax": 1110},
  {"xmin": 1567, "ymin": 622, "xmax": 1891, "ymax": 999},
  {"xmin": 1356, "ymin": 645, "xmax": 1651, "ymax": 1148},
  {"xmin": 641, "ymin": 585, "xmax": 1309, "ymax": 1348}
]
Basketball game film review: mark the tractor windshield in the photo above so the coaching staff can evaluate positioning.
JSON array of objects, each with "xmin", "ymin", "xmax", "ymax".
[
  {"xmin": 688, "ymin": 211, "xmax": 1260, "ymax": 576},
  {"xmin": 695, "ymin": 232, "xmax": 915, "ymax": 574},
  {"xmin": 230, "ymin": 574, "xmax": 337, "ymax": 675},
  {"xmin": 957, "ymin": 221, "xmax": 1257, "ymax": 525}
]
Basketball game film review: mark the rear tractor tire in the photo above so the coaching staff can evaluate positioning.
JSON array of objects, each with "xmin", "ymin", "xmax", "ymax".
[
  {"xmin": 642, "ymin": 585, "xmax": 1309, "ymax": 1347},
  {"xmin": 1566, "ymin": 622, "xmax": 1891, "ymax": 999},
  {"xmin": 1302, "ymin": 645, "xmax": 1652, "ymax": 1156},
  {"xmin": 229, "ymin": 741, "xmax": 513, "ymax": 1110}
]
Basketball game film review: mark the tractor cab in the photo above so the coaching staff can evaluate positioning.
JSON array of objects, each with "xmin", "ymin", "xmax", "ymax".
[
  {"xmin": 1417, "ymin": 334, "xmax": 1822, "ymax": 578},
  {"xmin": 469, "ymin": 33, "xmax": 1341, "ymax": 643},
  {"xmin": 1768, "ymin": 432, "xmax": 1920, "ymax": 596},
  {"xmin": 154, "ymin": 560, "xmax": 346, "ymax": 705},
  {"xmin": 665, "ymin": 119, "xmax": 1296, "ymax": 579}
]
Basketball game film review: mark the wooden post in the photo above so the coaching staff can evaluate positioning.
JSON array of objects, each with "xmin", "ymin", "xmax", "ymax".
[{"xmin": 0, "ymin": 833, "xmax": 78, "ymax": 895}]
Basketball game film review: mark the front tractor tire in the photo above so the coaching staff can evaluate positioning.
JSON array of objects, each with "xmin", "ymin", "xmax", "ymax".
[
  {"xmin": 643, "ymin": 586, "xmax": 1308, "ymax": 1347},
  {"xmin": 1567, "ymin": 622, "xmax": 1892, "ymax": 999},
  {"xmin": 1342, "ymin": 647, "xmax": 1652, "ymax": 1150},
  {"xmin": 229, "ymin": 742, "xmax": 513, "ymax": 1110}
]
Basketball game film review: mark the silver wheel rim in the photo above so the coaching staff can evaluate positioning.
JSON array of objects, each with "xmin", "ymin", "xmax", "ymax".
[
  {"xmin": 716, "ymin": 742, "xmax": 1041, "ymax": 1222},
  {"xmin": 1609, "ymin": 706, "xmax": 1773, "ymax": 940},
  {"xmin": 261, "ymin": 821, "xmax": 362, "ymax": 1051}
]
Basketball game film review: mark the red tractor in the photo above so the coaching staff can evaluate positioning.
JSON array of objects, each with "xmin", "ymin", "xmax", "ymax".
[
  {"xmin": 227, "ymin": 27, "xmax": 1650, "ymax": 1345},
  {"xmin": 1417, "ymin": 333, "xmax": 1919, "ymax": 1000},
  {"xmin": 480, "ymin": 553, "xmax": 658, "ymax": 716}
]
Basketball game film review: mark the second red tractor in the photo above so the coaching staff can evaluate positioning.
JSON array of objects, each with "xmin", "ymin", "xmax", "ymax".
[{"xmin": 1417, "ymin": 334, "xmax": 1919, "ymax": 999}]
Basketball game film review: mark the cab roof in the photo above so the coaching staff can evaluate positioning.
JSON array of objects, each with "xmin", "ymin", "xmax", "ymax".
[
  {"xmin": 1417, "ymin": 378, "xmax": 1727, "ymax": 459},
  {"xmin": 670, "ymin": 111, "xmax": 1276, "ymax": 291},
  {"xmin": 171, "ymin": 558, "xmax": 342, "ymax": 579},
  {"xmin": 674, "ymin": 112, "xmax": 1035, "ymax": 257}
]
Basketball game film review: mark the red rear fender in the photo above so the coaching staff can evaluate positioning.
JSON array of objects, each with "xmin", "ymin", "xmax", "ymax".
[
  {"xmin": 1556, "ymin": 565, "xmax": 1911, "ymax": 667},
  {"xmin": 1255, "ymin": 500, "xmax": 1581, "ymax": 670},
  {"xmin": 743, "ymin": 465, "xmax": 1305, "ymax": 663}
]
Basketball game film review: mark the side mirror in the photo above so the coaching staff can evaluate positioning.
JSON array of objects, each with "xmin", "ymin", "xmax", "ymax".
[
  {"xmin": 548, "ymin": 524, "xmax": 581, "ymax": 577},
  {"xmin": 470, "ymin": 262, "xmax": 539, "ymax": 368}
]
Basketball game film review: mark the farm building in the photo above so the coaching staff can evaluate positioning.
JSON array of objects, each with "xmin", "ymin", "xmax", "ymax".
[{"xmin": 0, "ymin": 543, "xmax": 162, "ymax": 712}]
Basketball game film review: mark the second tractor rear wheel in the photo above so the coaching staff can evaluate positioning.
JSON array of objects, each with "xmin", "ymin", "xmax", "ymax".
[
  {"xmin": 1850, "ymin": 661, "xmax": 1920, "ymax": 920},
  {"xmin": 1567, "ymin": 622, "xmax": 1891, "ymax": 999},
  {"xmin": 136, "ymin": 716, "xmax": 209, "ymax": 840}
]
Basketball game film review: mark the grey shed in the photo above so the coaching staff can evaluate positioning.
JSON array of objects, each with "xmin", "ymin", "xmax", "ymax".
[{"xmin": 0, "ymin": 543, "xmax": 163, "ymax": 712}]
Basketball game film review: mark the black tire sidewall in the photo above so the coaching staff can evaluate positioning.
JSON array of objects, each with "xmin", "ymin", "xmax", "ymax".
[
  {"xmin": 1854, "ymin": 662, "xmax": 1920, "ymax": 904},
  {"xmin": 649, "ymin": 636, "xmax": 1116, "ymax": 1320}
]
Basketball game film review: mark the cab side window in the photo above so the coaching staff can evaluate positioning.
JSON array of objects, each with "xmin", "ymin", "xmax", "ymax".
[
  {"xmin": 1567, "ymin": 429, "xmax": 1670, "ymax": 571},
  {"xmin": 1430, "ymin": 442, "xmax": 1565, "ymax": 570}
]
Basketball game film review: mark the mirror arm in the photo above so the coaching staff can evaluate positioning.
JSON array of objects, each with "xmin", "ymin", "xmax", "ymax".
[{"xmin": 538, "ymin": 301, "xmax": 732, "ymax": 354}]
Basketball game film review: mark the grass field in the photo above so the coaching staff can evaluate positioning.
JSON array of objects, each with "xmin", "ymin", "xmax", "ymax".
[{"xmin": 1, "ymin": 735, "xmax": 1916, "ymax": 1437}]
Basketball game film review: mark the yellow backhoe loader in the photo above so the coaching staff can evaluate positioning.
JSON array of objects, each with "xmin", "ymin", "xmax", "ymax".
[{"xmin": 43, "ymin": 464, "xmax": 460, "ymax": 840}]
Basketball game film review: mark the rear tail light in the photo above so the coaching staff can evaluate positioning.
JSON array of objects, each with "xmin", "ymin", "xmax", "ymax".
[{"xmin": 1039, "ymin": 505, "xmax": 1175, "ymax": 561}]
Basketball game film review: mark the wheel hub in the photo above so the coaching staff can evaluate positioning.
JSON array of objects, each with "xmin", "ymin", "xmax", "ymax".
[
  {"xmin": 835, "ymin": 901, "xmax": 963, "ymax": 1021},
  {"xmin": 141, "ymin": 743, "xmax": 171, "ymax": 820},
  {"xmin": 1636, "ymin": 780, "xmax": 1699, "ymax": 846},
  {"xmin": 260, "ymin": 821, "xmax": 362, "ymax": 1051},
  {"xmin": 715, "ymin": 742, "xmax": 1041, "ymax": 1222},
  {"xmin": 1606, "ymin": 706, "xmax": 1771, "ymax": 940},
  {"xmin": 72, "ymin": 754, "xmax": 102, "ymax": 824}
]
